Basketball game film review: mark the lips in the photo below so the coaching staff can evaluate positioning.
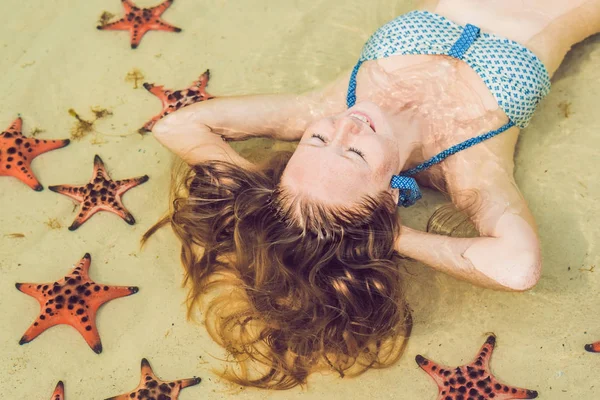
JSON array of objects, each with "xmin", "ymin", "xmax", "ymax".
[{"xmin": 349, "ymin": 111, "xmax": 376, "ymax": 132}]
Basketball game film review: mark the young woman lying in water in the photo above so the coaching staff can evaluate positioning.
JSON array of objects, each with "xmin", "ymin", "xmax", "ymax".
[{"xmin": 144, "ymin": 0, "xmax": 600, "ymax": 389}]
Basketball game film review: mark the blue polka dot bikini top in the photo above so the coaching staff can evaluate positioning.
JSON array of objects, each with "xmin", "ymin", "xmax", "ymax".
[{"xmin": 346, "ymin": 11, "xmax": 551, "ymax": 207}]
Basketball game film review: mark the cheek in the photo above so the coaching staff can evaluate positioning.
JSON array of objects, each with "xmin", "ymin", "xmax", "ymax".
[{"xmin": 370, "ymin": 140, "xmax": 399, "ymax": 179}]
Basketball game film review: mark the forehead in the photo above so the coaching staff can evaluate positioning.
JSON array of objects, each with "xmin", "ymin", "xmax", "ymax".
[{"xmin": 281, "ymin": 144, "xmax": 376, "ymax": 204}]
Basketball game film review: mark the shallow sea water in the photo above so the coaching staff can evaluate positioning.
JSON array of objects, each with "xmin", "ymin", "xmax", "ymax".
[{"xmin": 0, "ymin": 0, "xmax": 598, "ymax": 398}]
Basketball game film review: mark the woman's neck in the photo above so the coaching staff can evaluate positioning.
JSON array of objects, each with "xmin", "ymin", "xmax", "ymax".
[{"xmin": 386, "ymin": 108, "xmax": 427, "ymax": 173}]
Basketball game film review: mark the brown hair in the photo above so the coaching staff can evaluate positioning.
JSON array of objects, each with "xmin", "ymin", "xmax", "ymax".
[{"xmin": 143, "ymin": 151, "xmax": 412, "ymax": 389}]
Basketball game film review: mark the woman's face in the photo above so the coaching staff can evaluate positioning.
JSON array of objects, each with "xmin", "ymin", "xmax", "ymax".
[{"xmin": 281, "ymin": 101, "xmax": 404, "ymax": 205}]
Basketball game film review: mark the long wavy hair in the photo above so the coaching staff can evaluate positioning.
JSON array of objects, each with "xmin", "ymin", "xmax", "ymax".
[{"xmin": 143, "ymin": 151, "xmax": 413, "ymax": 389}]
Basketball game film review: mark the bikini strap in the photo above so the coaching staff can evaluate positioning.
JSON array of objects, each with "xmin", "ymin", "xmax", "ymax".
[
  {"xmin": 346, "ymin": 60, "xmax": 363, "ymax": 108},
  {"xmin": 391, "ymin": 120, "xmax": 515, "ymax": 207},
  {"xmin": 448, "ymin": 24, "xmax": 481, "ymax": 59}
]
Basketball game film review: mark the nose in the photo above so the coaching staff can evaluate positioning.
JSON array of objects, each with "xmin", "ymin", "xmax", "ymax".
[{"xmin": 334, "ymin": 116, "xmax": 363, "ymax": 138}]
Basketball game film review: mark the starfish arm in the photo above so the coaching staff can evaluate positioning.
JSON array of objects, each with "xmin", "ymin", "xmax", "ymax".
[
  {"xmin": 75, "ymin": 253, "xmax": 92, "ymax": 277},
  {"xmin": 48, "ymin": 184, "xmax": 86, "ymax": 202},
  {"xmin": 98, "ymin": 198, "xmax": 135, "ymax": 225},
  {"xmin": 151, "ymin": 0, "xmax": 175, "ymax": 16},
  {"xmin": 1, "ymin": 161, "xmax": 42, "ymax": 191},
  {"xmin": 472, "ymin": 335, "xmax": 495, "ymax": 370},
  {"xmin": 87, "ymin": 284, "xmax": 139, "ymax": 309},
  {"xmin": 415, "ymin": 354, "xmax": 450, "ymax": 388},
  {"xmin": 149, "ymin": 20, "xmax": 182, "ymax": 33},
  {"xmin": 97, "ymin": 18, "xmax": 130, "ymax": 31},
  {"xmin": 142, "ymin": 117, "xmax": 160, "ymax": 132},
  {"xmin": 93, "ymin": 155, "xmax": 112, "ymax": 180},
  {"xmin": 143, "ymin": 83, "xmax": 168, "ymax": 98},
  {"xmin": 585, "ymin": 341, "xmax": 600, "ymax": 352},
  {"xmin": 18, "ymin": 310, "xmax": 61, "ymax": 345},
  {"xmin": 69, "ymin": 308, "xmax": 103, "ymax": 354},
  {"xmin": 26, "ymin": 137, "xmax": 70, "ymax": 158},
  {"xmin": 192, "ymin": 70, "xmax": 213, "ymax": 98},
  {"xmin": 4, "ymin": 117, "xmax": 23, "ymax": 134},
  {"xmin": 105, "ymin": 394, "xmax": 131, "ymax": 400},
  {"xmin": 15, "ymin": 282, "xmax": 44, "ymax": 299},
  {"xmin": 130, "ymin": 25, "xmax": 152, "ymax": 49},
  {"xmin": 66, "ymin": 204, "xmax": 101, "ymax": 231},
  {"xmin": 121, "ymin": 0, "xmax": 136, "ymax": 13},
  {"xmin": 177, "ymin": 376, "xmax": 202, "ymax": 389},
  {"xmin": 115, "ymin": 175, "xmax": 150, "ymax": 194},
  {"xmin": 493, "ymin": 385, "xmax": 540, "ymax": 400},
  {"xmin": 143, "ymin": 83, "xmax": 173, "ymax": 113},
  {"xmin": 140, "ymin": 358, "xmax": 155, "ymax": 376},
  {"xmin": 50, "ymin": 381, "xmax": 64, "ymax": 400}
]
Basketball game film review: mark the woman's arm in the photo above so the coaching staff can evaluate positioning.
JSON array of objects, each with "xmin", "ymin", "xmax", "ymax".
[
  {"xmin": 157, "ymin": 93, "xmax": 321, "ymax": 142},
  {"xmin": 151, "ymin": 94, "xmax": 318, "ymax": 165},
  {"xmin": 395, "ymin": 130, "xmax": 541, "ymax": 291},
  {"xmin": 152, "ymin": 70, "xmax": 351, "ymax": 142},
  {"xmin": 152, "ymin": 72, "xmax": 351, "ymax": 164},
  {"xmin": 396, "ymin": 213, "xmax": 541, "ymax": 291}
]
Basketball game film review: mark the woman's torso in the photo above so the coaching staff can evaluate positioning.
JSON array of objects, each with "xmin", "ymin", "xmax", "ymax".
[{"xmin": 351, "ymin": 0, "xmax": 596, "ymax": 189}]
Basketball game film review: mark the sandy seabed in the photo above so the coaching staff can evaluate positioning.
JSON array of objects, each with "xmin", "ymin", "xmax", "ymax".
[{"xmin": 0, "ymin": 0, "xmax": 599, "ymax": 398}]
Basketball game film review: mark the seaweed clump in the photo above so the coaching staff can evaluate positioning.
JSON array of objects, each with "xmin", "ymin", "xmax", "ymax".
[
  {"xmin": 125, "ymin": 69, "xmax": 145, "ymax": 89},
  {"xmin": 68, "ymin": 107, "xmax": 112, "ymax": 140},
  {"xmin": 98, "ymin": 11, "xmax": 115, "ymax": 27}
]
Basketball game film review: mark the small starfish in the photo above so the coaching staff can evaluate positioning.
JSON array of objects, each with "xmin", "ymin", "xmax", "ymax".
[
  {"xmin": 49, "ymin": 155, "xmax": 149, "ymax": 231},
  {"xmin": 415, "ymin": 335, "xmax": 539, "ymax": 399},
  {"xmin": 140, "ymin": 70, "xmax": 214, "ymax": 132},
  {"xmin": 50, "ymin": 381, "xmax": 64, "ymax": 400},
  {"xmin": 97, "ymin": 0, "xmax": 182, "ymax": 49},
  {"xmin": 16, "ymin": 253, "xmax": 139, "ymax": 354},
  {"xmin": 0, "ymin": 117, "xmax": 69, "ymax": 191},
  {"xmin": 585, "ymin": 341, "xmax": 600, "ymax": 353},
  {"xmin": 106, "ymin": 358, "xmax": 201, "ymax": 400}
]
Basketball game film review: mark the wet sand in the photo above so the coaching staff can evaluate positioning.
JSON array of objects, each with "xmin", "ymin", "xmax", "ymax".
[{"xmin": 0, "ymin": 0, "xmax": 598, "ymax": 398}]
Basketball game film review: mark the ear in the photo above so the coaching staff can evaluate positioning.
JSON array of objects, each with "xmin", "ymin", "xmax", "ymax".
[{"xmin": 388, "ymin": 186, "xmax": 400, "ymax": 206}]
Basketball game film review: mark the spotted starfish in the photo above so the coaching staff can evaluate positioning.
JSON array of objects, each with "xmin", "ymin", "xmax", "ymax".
[
  {"xmin": 0, "ymin": 117, "xmax": 69, "ymax": 191},
  {"xmin": 585, "ymin": 341, "xmax": 600, "ymax": 352},
  {"xmin": 106, "ymin": 358, "xmax": 201, "ymax": 400},
  {"xmin": 50, "ymin": 381, "xmax": 64, "ymax": 400},
  {"xmin": 415, "ymin": 335, "xmax": 539, "ymax": 399},
  {"xmin": 49, "ymin": 155, "xmax": 149, "ymax": 231},
  {"xmin": 140, "ymin": 70, "xmax": 214, "ymax": 132},
  {"xmin": 16, "ymin": 253, "xmax": 139, "ymax": 354},
  {"xmin": 97, "ymin": 0, "xmax": 182, "ymax": 49}
]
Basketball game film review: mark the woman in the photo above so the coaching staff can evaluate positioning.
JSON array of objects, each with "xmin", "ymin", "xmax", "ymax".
[{"xmin": 145, "ymin": 0, "xmax": 600, "ymax": 389}]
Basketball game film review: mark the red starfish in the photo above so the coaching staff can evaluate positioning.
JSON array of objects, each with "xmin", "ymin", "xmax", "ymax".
[
  {"xmin": 0, "ymin": 117, "xmax": 69, "ymax": 191},
  {"xmin": 585, "ymin": 341, "xmax": 600, "ymax": 352},
  {"xmin": 50, "ymin": 381, "xmax": 64, "ymax": 400},
  {"xmin": 106, "ymin": 358, "xmax": 201, "ymax": 400},
  {"xmin": 140, "ymin": 70, "xmax": 214, "ymax": 132},
  {"xmin": 49, "ymin": 155, "xmax": 149, "ymax": 231},
  {"xmin": 97, "ymin": 0, "xmax": 182, "ymax": 49},
  {"xmin": 415, "ymin": 335, "xmax": 539, "ymax": 399},
  {"xmin": 16, "ymin": 253, "xmax": 139, "ymax": 354}
]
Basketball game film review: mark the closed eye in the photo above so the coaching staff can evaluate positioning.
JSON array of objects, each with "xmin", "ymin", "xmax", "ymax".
[
  {"xmin": 312, "ymin": 133, "xmax": 326, "ymax": 142},
  {"xmin": 311, "ymin": 134, "xmax": 365, "ymax": 160}
]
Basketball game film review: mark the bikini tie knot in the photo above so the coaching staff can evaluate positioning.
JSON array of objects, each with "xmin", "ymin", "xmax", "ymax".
[{"xmin": 390, "ymin": 175, "xmax": 422, "ymax": 207}]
